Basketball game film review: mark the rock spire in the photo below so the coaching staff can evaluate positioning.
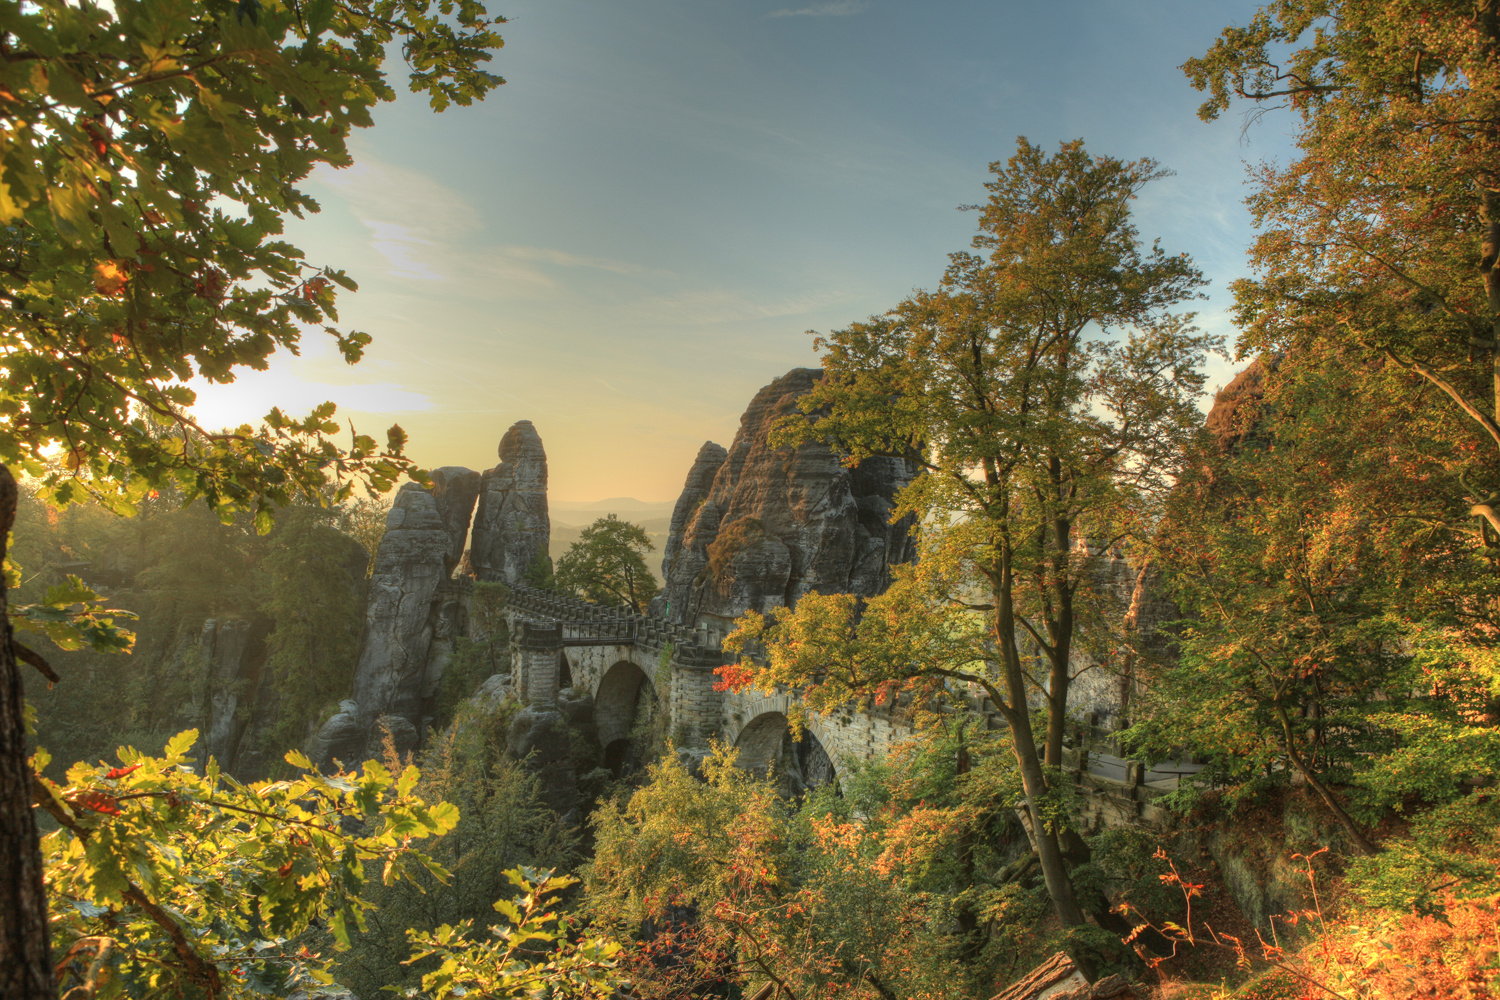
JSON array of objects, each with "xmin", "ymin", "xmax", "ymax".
[
  {"xmin": 652, "ymin": 367, "xmax": 918, "ymax": 629},
  {"xmin": 470, "ymin": 419, "xmax": 551, "ymax": 585}
]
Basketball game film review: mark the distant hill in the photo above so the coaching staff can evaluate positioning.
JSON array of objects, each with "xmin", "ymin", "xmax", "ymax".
[
  {"xmin": 552, "ymin": 497, "xmax": 676, "ymax": 518},
  {"xmin": 549, "ymin": 498, "xmax": 677, "ymax": 584}
]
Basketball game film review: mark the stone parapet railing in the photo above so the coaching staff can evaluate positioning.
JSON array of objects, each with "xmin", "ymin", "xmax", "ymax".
[{"xmin": 504, "ymin": 583, "xmax": 728, "ymax": 664}]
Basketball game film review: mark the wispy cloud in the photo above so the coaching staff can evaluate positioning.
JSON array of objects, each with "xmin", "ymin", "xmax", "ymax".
[
  {"xmin": 503, "ymin": 245, "xmax": 639, "ymax": 274},
  {"xmin": 768, "ymin": 0, "xmax": 867, "ymax": 17},
  {"xmin": 364, "ymin": 221, "xmax": 445, "ymax": 282},
  {"xmin": 628, "ymin": 288, "xmax": 846, "ymax": 325},
  {"xmin": 312, "ymin": 156, "xmax": 647, "ymax": 293}
]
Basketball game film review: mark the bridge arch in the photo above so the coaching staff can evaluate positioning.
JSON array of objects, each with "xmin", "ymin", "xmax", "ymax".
[
  {"xmin": 595, "ymin": 659, "xmax": 659, "ymax": 776},
  {"xmin": 729, "ymin": 698, "xmax": 842, "ymax": 793}
]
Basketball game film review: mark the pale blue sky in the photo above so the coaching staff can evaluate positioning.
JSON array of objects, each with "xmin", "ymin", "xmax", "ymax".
[{"xmin": 191, "ymin": 1, "xmax": 1291, "ymax": 501}]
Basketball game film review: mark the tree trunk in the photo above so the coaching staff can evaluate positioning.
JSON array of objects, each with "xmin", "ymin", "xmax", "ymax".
[
  {"xmin": 1480, "ymin": 187, "xmax": 1500, "ymax": 429},
  {"xmin": 0, "ymin": 464, "xmax": 57, "ymax": 999},
  {"xmin": 1043, "ymin": 515, "xmax": 1074, "ymax": 770},
  {"xmin": 1276, "ymin": 705, "xmax": 1379, "ymax": 856},
  {"xmin": 996, "ymin": 573, "xmax": 1087, "ymax": 931},
  {"xmin": 1475, "ymin": 0, "xmax": 1500, "ymax": 434}
]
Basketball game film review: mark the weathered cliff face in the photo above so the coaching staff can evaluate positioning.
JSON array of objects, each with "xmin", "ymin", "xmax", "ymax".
[
  {"xmin": 192, "ymin": 526, "xmax": 369, "ymax": 779},
  {"xmin": 346, "ymin": 484, "xmax": 450, "ymax": 725},
  {"xmin": 1063, "ymin": 361, "xmax": 1275, "ymax": 727},
  {"xmin": 653, "ymin": 368, "xmax": 918, "ymax": 629},
  {"xmin": 1058, "ymin": 544, "xmax": 1180, "ymax": 730},
  {"xmin": 658, "ymin": 441, "xmax": 728, "ymax": 583},
  {"xmin": 346, "ymin": 477, "xmax": 479, "ymax": 732},
  {"xmin": 201, "ymin": 618, "xmax": 269, "ymax": 775},
  {"xmin": 470, "ymin": 420, "xmax": 551, "ymax": 585},
  {"xmin": 305, "ymin": 424, "xmax": 552, "ymax": 768},
  {"xmin": 429, "ymin": 466, "xmax": 482, "ymax": 574},
  {"xmin": 1205, "ymin": 357, "xmax": 1271, "ymax": 454}
]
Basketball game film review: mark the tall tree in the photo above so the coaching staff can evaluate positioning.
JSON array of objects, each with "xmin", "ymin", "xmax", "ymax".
[
  {"xmin": 1184, "ymin": 0, "xmax": 1500, "ymax": 541},
  {"xmin": 555, "ymin": 514, "xmax": 661, "ymax": 613},
  {"xmin": 723, "ymin": 138, "xmax": 1213, "ymax": 951},
  {"xmin": 0, "ymin": 1, "xmax": 505, "ymax": 992}
]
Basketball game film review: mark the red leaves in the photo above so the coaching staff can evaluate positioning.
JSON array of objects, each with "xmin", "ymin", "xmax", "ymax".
[
  {"xmin": 81, "ymin": 120, "xmax": 110, "ymax": 159},
  {"xmin": 195, "ymin": 268, "xmax": 227, "ymax": 301},
  {"xmin": 712, "ymin": 663, "xmax": 755, "ymax": 693},
  {"xmin": 68, "ymin": 763, "xmax": 143, "ymax": 814},
  {"xmin": 70, "ymin": 790, "xmax": 122, "ymax": 816}
]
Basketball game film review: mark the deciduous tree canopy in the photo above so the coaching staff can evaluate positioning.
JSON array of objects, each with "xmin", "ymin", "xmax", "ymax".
[
  {"xmin": 1, "ymin": 0, "xmax": 505, "ymax": 517},
  {"xmin": 724, "ymin": 137, "xmax": 1215, "ymax": 963},
  {"xmin": 1183, "ymin": 0, "xmax": 1500, "ymax": 539},
  {"xmin": 0, "ymin": 1, "xmax": 506, "ymax": 992},
  {"xmin": 555, "ymin": 515, "xmax": 660, "ymax": 613}
]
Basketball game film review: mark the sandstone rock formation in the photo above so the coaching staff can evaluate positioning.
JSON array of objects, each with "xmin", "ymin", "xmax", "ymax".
[
  {"xmin": 346, "ymin": 481, "xmax": 472, "ymax": 730},
  {"xmin": 1060, "ymin": 360, "xmax": 1278, "ymax": 727},
  {"xmin": 196, "ymin": 526, "xmax": 368, "ymax": 779},
  {"xmin": 370, "ymin": 714, "xmax": 420, "ymax": 760},
  {"xmin": 653, "ymin": 368, "xmax": 918, "ymax": 630},
  {"xmin": 306, "ymin": 425, "xmax": 546, "ymax": 768},
  {"xmin": 1205, "ymin": 356, "xmax": 1271, "ymax": 453},
  {"xmin": 1060, "ymin": 543, "xmax": 1180, "ymax": 729},
  {"xmin": 201, "ymin": 618, "xmax": 269, "ymax": 774},
  {"xmin": 659, "ymin": 440, "xmax": 729, "ymax": 581},
  {"xmin": 470, "ymin": 420, "xmax": 551, "ymax": 585},
  {"xmin": 469, "ymin": 673, "xmax": 511, "ymax": 714},
  {"xmin": 305, "ymin": 700, "xmax": 367, "ymax": 770},
  {"xmin": 429, "ymin": 466, "xmax": 482, "ymax": 573},
  {"xmin": 506, "ymin": 704, "xmax": 580, "ymax": 819}
]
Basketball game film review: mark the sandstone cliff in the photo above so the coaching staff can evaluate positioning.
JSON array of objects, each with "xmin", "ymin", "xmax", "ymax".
[
  {"xmin": 1205, "ymin": 356, "xmax": 1271, "ymax": 453},
  {"xmin": 429, "ymin": 466, "xmax": 482, "ymax": 574},
  {"xmin": 1060, "ymin": 360, "xmax": 1271, "ymax": 727},
  {"xmin": 470, "ymin": 420, "xmax": 551, "ymax": 586},
  {"xmin": 201, "ymin": 618, "xmax": 270, "ymax": 776},
  {"xmin": 346, "ymin": 482, "xmax": 463, "ymax": 729},
  {"xmin": 653, "ymin": 368, "xmax": 918, "ymax": 630},
  {"xmin": 309, "ymin": 422, "xmax": 553, "ymax": 768}
]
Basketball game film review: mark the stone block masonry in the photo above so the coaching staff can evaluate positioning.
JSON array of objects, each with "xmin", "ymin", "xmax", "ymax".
[
  {"xmin": 505, "ymin": 583, "xmax": 904, "ymax": 780},
  {"xmin": 505, "ymin": 582, "xmax": 1178, "ymax": 830}
]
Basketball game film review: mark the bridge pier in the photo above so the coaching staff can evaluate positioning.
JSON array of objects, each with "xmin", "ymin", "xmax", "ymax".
[
  {"xmin": 515, "ymin": 620, "xmax": 561, "ymax": 706},
  {"xmin": 669, "ymin": 645, "xmax": 725, "ymax": 748}
]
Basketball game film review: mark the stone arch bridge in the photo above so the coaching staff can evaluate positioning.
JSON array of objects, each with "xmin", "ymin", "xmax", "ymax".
[
  {"xmin": 501, "ymin": 585, "xmax": 1190, "ymax": 826},
  {"xmin": 502, "ymin": 585, "xmax": 911, "ymax": 787}
]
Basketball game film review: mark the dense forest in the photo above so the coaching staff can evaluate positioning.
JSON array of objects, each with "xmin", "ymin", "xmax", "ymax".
[
  {"xmin": 5, "ymin": 1, "xmax": 1500, "ymax": 999},
  {"xmin": 10, "ymin": 486, "xmax": 384, "ymax": 775}
]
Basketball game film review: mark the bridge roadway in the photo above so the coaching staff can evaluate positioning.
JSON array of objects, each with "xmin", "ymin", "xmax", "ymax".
[{"xmin": 501, "ymin": 584, "xmax": 1193, "ymax": 825}]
